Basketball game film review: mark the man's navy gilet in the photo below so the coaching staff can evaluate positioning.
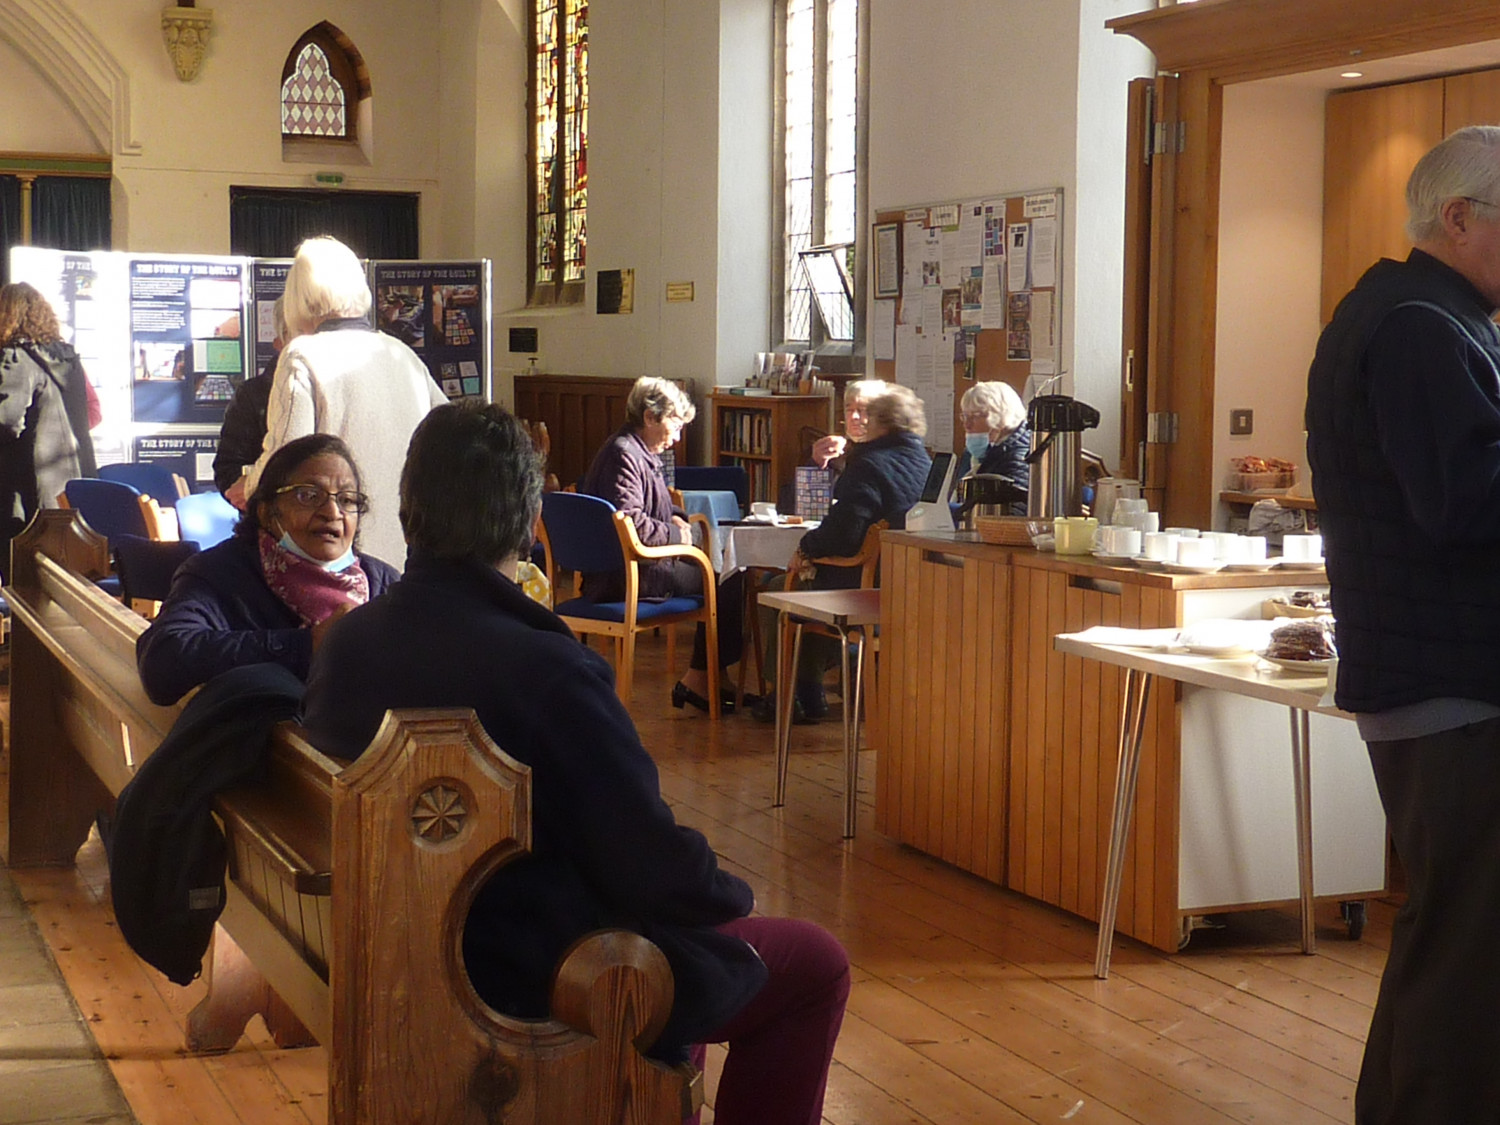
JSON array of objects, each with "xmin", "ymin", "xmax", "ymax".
[{"xmin": 1306, "ymin": 252, "xmax": 1500, "ymax": 713}]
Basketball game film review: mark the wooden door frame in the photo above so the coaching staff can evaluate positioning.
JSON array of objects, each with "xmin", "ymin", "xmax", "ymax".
[{"xmin": 1107, "ymin": 0, "xmax": 1500, "ymax": 528}]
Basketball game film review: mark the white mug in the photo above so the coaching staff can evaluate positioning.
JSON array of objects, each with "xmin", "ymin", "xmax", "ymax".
[
  {"xmin": 1104, "ymin": 526, "xmax": 1141, "ymax": 556},
  {"xmin": 1176, "ymin": 537, "xmax": 1216, "ymax": 566},
  {"xmin": 1202, "ymin": 531, "xmax": 1236, "ymax": 560},
  {"xmin": 1283, "ymin": 533, "xmax": 1323, "ymax": 562},
  {"xmin": 1142, "ymin": 531, "xmax": 1178, "ymax": 561},
  {"xmin": 1243, "ymin": 535, "xmax": 1268, "ymax": 562},
  {"xmin": 1165, "ymin": 526, "xmax": 1200, "ymax": 539},
  {"xmin": 750, "ymin": 501, "xmax": 778, "ymax": 520}
]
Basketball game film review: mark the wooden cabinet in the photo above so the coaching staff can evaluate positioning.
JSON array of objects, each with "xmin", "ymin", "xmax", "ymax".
[
  {"xmin": 1321, "ymin": 68, "xmax": 1500, "ymax": 323},
  {"xmin": 709, "ymin": 394, "xmax": 831, "ymax": 505},
  {"xmin": 875, "ymin": 531, "xmax": 1385, "ymax": 954}
]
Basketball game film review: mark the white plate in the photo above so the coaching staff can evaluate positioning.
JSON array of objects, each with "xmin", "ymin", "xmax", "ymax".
[
  {"xmin": 1161, "ymin": 560, "xmax": 1225, "ymax": 574},
  {"xmin": 1258, "ymin": 652, "xmax": 1334, "ymax": 673},
  {"xmin": 1183, "ymin": 642, "xmax": 1257, "ymax": 657},
  {"xmin": 1222, "ymin": 560, "xmax": 1277, "ymax": 572},
  {"xmin": 1091, "ymin": 550, "xmax": 1138, "ymax": 563},
  {"xmin": 1273, "ymin": 556, "xmax": 1325, "ymax": 569},
  {"xmin": 1134, "ymin": 556, "xmax": 1169, "ymax": 571}
]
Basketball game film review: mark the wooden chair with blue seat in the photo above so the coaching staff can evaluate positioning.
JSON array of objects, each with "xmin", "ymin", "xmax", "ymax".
[
  {"xmin": 60, "ymin": 478, "xmax": 176, "ymax": 545},
  {"xmin": 537, "ymin": 490, "xmax": 722, "ymax": 718},
  {"xmin": 98, "ymin": 462, "xmax": 190, "ymax": 508},
  {"xmin": 173, "ymin": 489, "xmax": 240, "ymax": 549},
  {"xmin": 113, "ymin": 533, "xmax": 200, "ymax": 618}
]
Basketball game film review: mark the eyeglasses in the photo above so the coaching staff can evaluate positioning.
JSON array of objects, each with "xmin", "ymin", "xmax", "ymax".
[
  {"xmin": 1465, "ymin": 196, "xmax": 1500, "ymax": 211},
  {"xmin": 960, "ymin": 411, "xmax": 991, "ymax": 423},
  {"xmin": 275, "ymin": 483, "xmax": 369, "ymax": 514}
]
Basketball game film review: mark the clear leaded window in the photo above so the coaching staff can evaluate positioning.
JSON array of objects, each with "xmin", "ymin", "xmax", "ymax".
[
  {"xmin": 778, "ymin": 0, "xmax": 863, "ymax": 348},
  {"xmin": 282, "ymin": 43, "xmax": 347, "ymax": 138},
  {"xmin": 531, "ymin": 0, "xmax": 588, "ymax": 305}
]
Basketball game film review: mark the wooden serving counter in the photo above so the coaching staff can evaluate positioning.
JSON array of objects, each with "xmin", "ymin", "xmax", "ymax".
[{"xmin": 875, "ymin": 530, "xmax": 1374, "ymax": 954}]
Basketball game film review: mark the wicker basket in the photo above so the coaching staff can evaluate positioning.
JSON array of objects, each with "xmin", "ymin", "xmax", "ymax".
[{"xmin": 974, "ymin": 515, "xmax": 1038, "ymax": 547}]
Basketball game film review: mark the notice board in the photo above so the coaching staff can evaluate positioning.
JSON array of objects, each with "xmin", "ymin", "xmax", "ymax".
[{"xmin": 870, "ymin": 188, "xmax": 1062, "ymax": 454}]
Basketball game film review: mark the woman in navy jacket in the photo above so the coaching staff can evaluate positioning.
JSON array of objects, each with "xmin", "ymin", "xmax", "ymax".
[
  {"xmin": 136, "ymin": 434, "xmax": 398, "ymax": 705},
  {"xmin": 302, "ymin": 403, "xmax": 849, "ymax": 1125}
]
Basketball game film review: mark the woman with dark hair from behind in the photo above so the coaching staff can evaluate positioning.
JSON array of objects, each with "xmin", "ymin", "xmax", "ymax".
[
  {"xmin": 136, "ymin": 432, "xmax": 399, "ymax": 706},
  {"xmin": 302, "ymin": 402, "xmax": 849, "ymax": 1125},
  {"xmin": 0, "ymin": 281, "xmax": 98, "ymax": 583}
]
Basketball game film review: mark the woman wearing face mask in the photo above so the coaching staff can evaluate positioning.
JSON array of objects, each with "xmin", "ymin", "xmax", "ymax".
[
  {"xmin": 955, "ymin": 379, "xmax": 1030, "ymax": 515},
  {"xmin": 136, "ymin": 433, "xmax": 399, "ymax": 706}
]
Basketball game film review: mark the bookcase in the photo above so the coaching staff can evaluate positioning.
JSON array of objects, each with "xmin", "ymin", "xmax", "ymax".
[{"xmin": 709, "ymin": 394, "xmax": 832, "ymax": 506}]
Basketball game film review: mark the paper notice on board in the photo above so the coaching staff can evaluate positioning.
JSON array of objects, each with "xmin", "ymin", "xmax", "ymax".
[
  {"xmin": 1007, "ymin": 223, "xmax": 1030, "ymax": 292},
  {"xmin": 1030, "ymin": 290, "xmax": 1057, "ymax": 375},
  {"xmin": 895, "ymin": 324, "xmax": 920, "ymax": 385},
  {"xmin": 1007, "ymin": 291, "xmax": 1032, "ymax": 360},
  {"xmin": 940, "ymin": 226, "xmax": 967, "ymax": 289},
  {"xmin": 920, "ymin": 285, "xmax": 943, "ymax": 333},
  {"xmin": 1031, "ymin": 216, "xmax": 1058, "ymax": 288},
  {"xmin": 874, "ymin": 298, "xmax": 896, "ymax": 361},
  {"xmin": 903, "ymin": 221, "xmax": 926, "ymax": 295},
  {"xmin": 981, "ymin": 259, "xmax": 1005, "ymax": 330},
  {"xmin": 1024, "ymin": 191, "xmax": 1059, "ymax": 219},
  {"xmin": 982, "ymin": 199, "xmax": 1007, "ymax": 257}
]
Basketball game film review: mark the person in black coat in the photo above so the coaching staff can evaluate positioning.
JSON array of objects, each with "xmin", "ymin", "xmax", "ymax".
[
  {"xmin": 137, "ymin": 433, "xmax": 398, "ymax": 705},
  {"xmin": 956, "ymin": 379, "xmax": 1030, "ymax": 515},
  {"xmin": 757, "ymin": 384, "xmax": 932, "ymax": 721},
  {"xmin": 302, "ymin": 403, "xmax": 849, "ymax": 1124},
  {"xmin": 0, "ymin": 282, "xmax": 97, "ymax": 583}
]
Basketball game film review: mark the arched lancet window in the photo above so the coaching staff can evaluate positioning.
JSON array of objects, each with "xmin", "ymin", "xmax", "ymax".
[
  {"xmin": 280, "ymin": 23, "xmax": 368, "ymax": 149},
  {"xmin": 529, "ymin": 0, "xmax": 588, "ymax": 306}
]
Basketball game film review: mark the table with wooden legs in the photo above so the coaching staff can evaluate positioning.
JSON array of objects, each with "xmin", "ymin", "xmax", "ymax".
[
  {"xmin": 759, "ymin": 587, "xmax": 881, "ymax": 839},
  {"xmin": 1054, "ymin": 631, "xmax": 1350, "ymax": 979}
]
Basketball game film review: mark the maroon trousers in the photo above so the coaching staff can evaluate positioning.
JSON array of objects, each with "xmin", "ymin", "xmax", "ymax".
[{"xmin": 686, "ymin": 916, "xmax": 850, "ymax": 1125}]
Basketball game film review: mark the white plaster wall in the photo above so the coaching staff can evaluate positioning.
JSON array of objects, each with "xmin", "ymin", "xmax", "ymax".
[
  {"xmin": 868, "ymin": 0, "xmax": 1152, "ymax": 462},
  {"xmin": 2, "ymin": 1, "xmax": 445, "ymax": 253},
  {"xmin": 0, "ymin": 33, "xmax": 99, "ymax": 152},
  {"xmin": 1214, "ymin": 82, "xmax": 1326, "ymax": 521}
]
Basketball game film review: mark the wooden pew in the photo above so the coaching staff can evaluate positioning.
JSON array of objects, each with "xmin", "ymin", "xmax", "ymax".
[{"xmin": 4, "ymin": 509, "xmax": 699, "ymax": 1125}]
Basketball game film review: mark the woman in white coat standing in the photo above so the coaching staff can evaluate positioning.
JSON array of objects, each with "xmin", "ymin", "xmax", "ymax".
[{"xmin": 241, "ymin": 235, "xmax": 447, "ymax": 567}]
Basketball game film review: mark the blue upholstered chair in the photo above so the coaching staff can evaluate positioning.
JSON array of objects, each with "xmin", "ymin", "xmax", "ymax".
[
  {"xmin": 173, "ymin": 489, "xmax": 239, "ymax": 549},
  {"xmin": 98, "ymin": 462, "xmax": 190, "ymax": 508},
  {"xmin": 538, "ymin": 490, "xmax": 721, "ymax": 716},
  {"xmin": 113, "ymin": 534, "xmax": 200, "ymax": 617},
  {"xmin": 62, "ymin": 479, "xmax": 164, "ymax": 546}
]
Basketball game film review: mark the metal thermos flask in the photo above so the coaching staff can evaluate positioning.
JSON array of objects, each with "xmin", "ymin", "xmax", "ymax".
[{"xmin": 1024, "ymin": 394, "xmax": 1101, "ymax": 519}]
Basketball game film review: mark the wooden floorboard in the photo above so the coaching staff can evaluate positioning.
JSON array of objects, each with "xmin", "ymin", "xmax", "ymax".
[{"xmin": 2, "ymin": 623, "xmax": 1389, "ymax": 1124}]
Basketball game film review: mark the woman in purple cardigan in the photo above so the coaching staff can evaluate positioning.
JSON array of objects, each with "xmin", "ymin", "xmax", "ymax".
[{"xmin": 581, "ymin": 377, "xmax": 746, "ymax": 713}]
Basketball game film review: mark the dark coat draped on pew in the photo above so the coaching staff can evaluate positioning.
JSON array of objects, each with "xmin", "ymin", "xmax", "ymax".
[
  {"xmin": 136, "ymin": 533, "xmax": 399, "ymax": 706},
  {"xmin": 301, "ymin": 555, "xmax": 767, "ymax": 1058}
]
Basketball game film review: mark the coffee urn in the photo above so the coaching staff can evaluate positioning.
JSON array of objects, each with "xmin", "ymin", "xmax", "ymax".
[{"xmin": 1024, "ymin": 394, "xmax": 1101, "ymax": 518}]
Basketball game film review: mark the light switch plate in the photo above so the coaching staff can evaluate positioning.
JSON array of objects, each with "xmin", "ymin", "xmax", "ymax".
[{"xmin": 1229, "ymin": 408, "xmax": 1254, "ymax": 436}]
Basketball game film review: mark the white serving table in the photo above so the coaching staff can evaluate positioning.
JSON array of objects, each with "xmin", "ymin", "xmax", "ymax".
[
  {"xmin": 759, "ymin": 587, "xmax": 881, "ymax": 839},
  {"xmin": 1055, "ymin": 627, "xmax": 1355, "ymax": 978}
]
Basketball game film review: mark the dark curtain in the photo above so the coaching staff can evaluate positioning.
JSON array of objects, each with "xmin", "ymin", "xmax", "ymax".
[
  {"xmin": 229, "ymin": 189, "xmax": 420, "ymax": 259},
  {"xmin": 0, "ymin": 177, "xmax": 24, "ymax": 285},
  {"xmin": 31, "ymin": 176, "xmax": 112, "ymax": 253}
]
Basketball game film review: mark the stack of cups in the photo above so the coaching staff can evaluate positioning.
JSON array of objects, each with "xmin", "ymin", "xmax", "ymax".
[{"xmin": 1282, "ymin": 533, "xmax": 1323, "ymax": 564}]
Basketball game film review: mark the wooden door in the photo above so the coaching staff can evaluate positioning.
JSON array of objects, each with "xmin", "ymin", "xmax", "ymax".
[
  {"xmin": 1120, "ymin": 78, "xmax": 1155, "ymax": 498},
  {"xmin": 1321, "ymin": 77, "xmax": 1444, "ymax": 322}
]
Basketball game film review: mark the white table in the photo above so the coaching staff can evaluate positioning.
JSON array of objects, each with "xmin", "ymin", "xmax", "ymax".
[
  {"xmin": 1054, "ymin": 628, "xmax": 1353, "ymax": 978},
  {"xmin": 718, "ymin": 522, "xmax": 816, "ymax": 581},
  {"xmin": 759, "ymin": 587, "xmax": 881, "ymax": 839}
]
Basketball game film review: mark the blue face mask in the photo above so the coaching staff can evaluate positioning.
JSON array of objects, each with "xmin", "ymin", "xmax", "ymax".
[
  {"xmin": 278, "ymin": 531, "xmax": 356, "ymax": 573},
  {"xmin": 965, "ymin": 432, "xmax": 991, "ymax": 461}
]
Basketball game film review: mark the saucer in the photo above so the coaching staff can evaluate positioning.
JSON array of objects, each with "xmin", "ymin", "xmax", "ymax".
[
  {"xmin": 1161, "ymin": 560, "xmax": 1225, "ymax": 574},
  {"xmin": 1091, "ymin": 550, "xmax": 1139, "ymax": 563},
  {"xmin": 1222, "ymin": 560, "xmax": 1277, "ymax": 572},
  {"xmin": 1274, "ymin": 556, "xmax": 1325, "ymax": 569}
]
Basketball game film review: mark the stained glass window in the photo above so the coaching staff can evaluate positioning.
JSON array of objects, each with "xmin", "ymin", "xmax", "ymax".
[
  {"xmin": 779, "ymin": 0, "xmax": 861, "ymax": 346},
  {"xmin": 531, "ymin": 0, "xmax": 588, "ymax": 303},
  {"xmin": 282, "ymin": 43, "xmax": 347, "ymax": 138}
]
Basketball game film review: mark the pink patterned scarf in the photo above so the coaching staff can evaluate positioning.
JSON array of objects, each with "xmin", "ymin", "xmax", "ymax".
[{"xmin": 258, "ymin": 530, "xmax": 371, "ymax": 626}]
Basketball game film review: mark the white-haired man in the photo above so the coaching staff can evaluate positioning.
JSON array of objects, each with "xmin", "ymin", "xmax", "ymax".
[
  {"xmin": 1307, "ymin": 124, "xmax": 1500, "ymax": 1123},
  {"xmin": 245, "ymin": 236, "xmax": 447, "ymax": 566}
]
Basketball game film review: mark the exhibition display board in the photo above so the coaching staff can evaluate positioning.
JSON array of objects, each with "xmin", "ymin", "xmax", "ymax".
[{"xmin": 11, "ymin": 248, "xmax": 492, "ymax": 492}]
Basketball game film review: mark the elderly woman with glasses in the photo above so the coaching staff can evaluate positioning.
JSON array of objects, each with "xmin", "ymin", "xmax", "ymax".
[
  {"xmin": 136, "ymin": 433, "xmax": 399, "ymax": 706},
  {"xmin": 956, "ymin": 379, "xmax": 1030, "ymax": 514},
  {"xmin": 580, "ymin": 375, "xmax": 747, "ymax": 714}
]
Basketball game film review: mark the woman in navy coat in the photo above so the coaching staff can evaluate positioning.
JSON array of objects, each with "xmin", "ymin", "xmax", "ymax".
[
  {"xmin": 302, "ymin": 403, "xmax": 849, "ymax": 1125},
  {"xmin": 136, "ymin": 433, "xmax": 398, "ymax": 705}
]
